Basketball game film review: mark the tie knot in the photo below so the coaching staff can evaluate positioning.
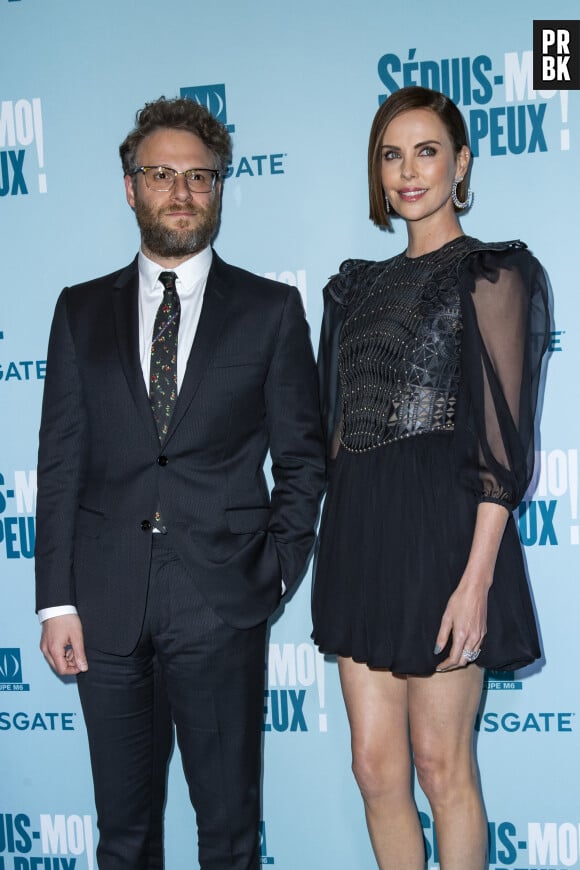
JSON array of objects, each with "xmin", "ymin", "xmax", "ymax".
[{"xmin": 158, "ymin": 271, "xmax": 177, "ymax": 292}]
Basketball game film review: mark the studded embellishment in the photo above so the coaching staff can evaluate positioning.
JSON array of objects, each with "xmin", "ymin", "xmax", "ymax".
[{"xmin": 337, "ymin": 238, "xmax": 478, "ymax": 454}]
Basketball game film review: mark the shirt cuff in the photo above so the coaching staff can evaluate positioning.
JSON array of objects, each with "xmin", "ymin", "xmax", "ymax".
[{"xmin": 38, "ymin": 605, "xmax": 79, "ymax": 623}]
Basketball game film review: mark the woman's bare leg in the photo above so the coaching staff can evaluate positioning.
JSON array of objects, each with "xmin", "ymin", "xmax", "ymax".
[
  {"xmin": 338, "ymin": 656, "xmax": 425, "ymax": 870},
  {"xmin": 409, "ymin": 666, "xmax": 486, "ymax": 870}
]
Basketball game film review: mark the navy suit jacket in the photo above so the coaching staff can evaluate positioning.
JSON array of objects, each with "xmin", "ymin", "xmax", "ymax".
[{"xmin": 35, "ymin": 251, "xmax": 325, "ymax": 654}]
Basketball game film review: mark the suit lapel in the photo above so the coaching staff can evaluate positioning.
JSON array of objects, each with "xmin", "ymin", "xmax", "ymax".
[
  {"xmin": 164, "ymin": 255, "xmax": 230, "ymax": 442},
  {"xmin": 112, "ymin": 258, "xmax": 159, "ymax": 444}
]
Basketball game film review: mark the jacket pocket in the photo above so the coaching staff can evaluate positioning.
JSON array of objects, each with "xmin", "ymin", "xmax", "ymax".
[
  {"xmin": 225, "ymin": 506, "xmax": 271, "ymax": 534},
  {"xmin": 76, "ymin": 506, "xmax": 104, "ymax": 539},
  {"xmin": 210, "ymin": 355, "xmax": 262, "ymax": 369}
]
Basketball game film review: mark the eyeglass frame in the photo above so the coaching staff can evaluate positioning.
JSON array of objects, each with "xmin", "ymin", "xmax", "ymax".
[{"xmin": 129, "ymin": 165, "xmax": 222, "ymax": 193}]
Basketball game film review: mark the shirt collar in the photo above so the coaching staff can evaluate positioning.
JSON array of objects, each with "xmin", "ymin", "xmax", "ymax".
[{"xmin": 138, "ymin": 246, "xmax": 213, "ymax": 299}]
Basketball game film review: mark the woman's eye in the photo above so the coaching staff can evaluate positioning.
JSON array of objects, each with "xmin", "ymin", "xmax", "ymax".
[
  {"xmin": 382, "ymin": 150, "xmax": 399, "ymax": 161},
  {"xmin": 420, "ymin": 146, "xmax": 436, "ymax": 156}
]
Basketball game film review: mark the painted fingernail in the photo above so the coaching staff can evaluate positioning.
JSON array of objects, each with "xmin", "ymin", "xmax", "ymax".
[{"xmin": 433, "ymin": 644, "xmax": 442, "ymax": 655}]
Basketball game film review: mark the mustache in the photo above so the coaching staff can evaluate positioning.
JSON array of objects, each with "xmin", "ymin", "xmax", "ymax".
[{"xmin": 165, "ymin": 206, "xmax": 200, "ymax": 216}]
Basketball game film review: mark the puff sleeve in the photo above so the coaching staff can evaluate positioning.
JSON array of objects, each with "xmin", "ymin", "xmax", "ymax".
[
  {"xmin": 455, "ymin": 243, "xmax": 551, "ymax": 510},
  {"xmin": 317, "ymin": 259, "xmax": 367, "ymax": 460}
]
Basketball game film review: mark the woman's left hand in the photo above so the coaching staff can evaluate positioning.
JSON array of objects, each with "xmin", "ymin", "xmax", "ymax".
[{"xmin": 434, "ymin": 574, "xmax": 490, "ymax": 671}]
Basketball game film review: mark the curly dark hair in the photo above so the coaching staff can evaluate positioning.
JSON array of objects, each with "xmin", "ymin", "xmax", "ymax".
[
  {"xmin": 368, "ymin": 86, "xmax": 471, "ymax": 229},
  {"xmin": 119, "ymin": 96, "xmax": 232, "ymax": 176}
]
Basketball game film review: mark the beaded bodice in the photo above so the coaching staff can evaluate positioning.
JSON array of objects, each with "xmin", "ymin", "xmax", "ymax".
[{"xmin": 338, "ymin": 236, "xmax": 481, "ymax": 453}]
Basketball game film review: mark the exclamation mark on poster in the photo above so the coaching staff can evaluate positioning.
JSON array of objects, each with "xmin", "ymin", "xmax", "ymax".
[
  {"xmin": 85, "ymin": 814, "xmax": 95, "ymax": 870},
  {"xmin": 32, "ymin": 98, "xmax": 47, "ymax": 193},
  {"xmin": 568, "ymin": 448, "xmax": 578, "ymax": 545},
  {"xmin": 315, "ymin": 649, "xmax": 327, "ymax": 732},
  {"xmin": 560, "ymin": 91, "xmax": 570, "ymax": 151}
]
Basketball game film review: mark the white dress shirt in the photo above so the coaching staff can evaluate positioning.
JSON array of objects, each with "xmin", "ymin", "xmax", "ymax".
[
  {"xmin": 38, "ymin": 247, "xmax": 213, "ymax": 622},
  {"xmin": 138, "ymin": 246, "xmax": 212, "ymax": 391}
]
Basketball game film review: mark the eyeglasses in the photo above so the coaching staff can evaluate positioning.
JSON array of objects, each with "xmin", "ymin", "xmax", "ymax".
[{"xmin": 130, "ymin": 165, "xmax": 221, "ymax": 193}]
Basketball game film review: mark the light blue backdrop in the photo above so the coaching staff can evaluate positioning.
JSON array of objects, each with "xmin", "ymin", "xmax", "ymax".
[{"xmin": 1, "ymin": 1, "xmax": 578, "ymax": 868}]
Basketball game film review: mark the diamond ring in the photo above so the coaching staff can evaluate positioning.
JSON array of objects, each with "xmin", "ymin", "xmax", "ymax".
[{"xmin": 462, "ymin": 648, "xmax": 481, "ymax": 663}]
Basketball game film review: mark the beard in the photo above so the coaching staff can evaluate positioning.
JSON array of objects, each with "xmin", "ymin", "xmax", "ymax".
[{"xmin": 134, "ymin": 194, "xmax": 220, "ymax": 259}]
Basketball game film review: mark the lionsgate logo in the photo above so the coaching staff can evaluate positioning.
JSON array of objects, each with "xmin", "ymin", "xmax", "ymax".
[
  {"xmin": 0, "ymin": 648, "xmax": 30, "ymax": 691},
  {"xmin": 179, "ymin": 82, "xmax": 287, "ymax": 180},
  {"xmin": 180, "ymin": 83, "xmax": 235, "ymax": 132}
]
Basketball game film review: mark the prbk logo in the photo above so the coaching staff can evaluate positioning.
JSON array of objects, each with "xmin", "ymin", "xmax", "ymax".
[
  {"xmin": 259, "ymin": 821, "xmax": 275, "ymax": 865},
  {"xmin": 533, "ymin": 20, "xmax": 580, "ymax": 89},
  {"xmin": 0, "ymin": 812, "xmax": 95, "ymax": 869},
  {"xmin": 0, "ymin": 650, "xmax": 29, "ymax": 692},
  {"xmin": 422, "ymin": 813, "xmax": 580, "ymax": 869},
  {"xmin": 263, "ymin": 269, "xmax": 308, "ymax": 309},
  {"xmin": 0, "ymin": 330, "xmax": 47, "ymax": 383},
  {"xmin": 0, "ymin": 98, "xmax": 46, "ymax": 195},
  {"xmin": 484, "ymin": 669, "xmax": 522, "ymax": 692},
  {"xmin": 0, "ymin": 471, "xmax": 36, "ymax": 560},
  {"xmin": 263, "ymin": 643, "xmax": 328, "ymax": 733},
  {"xmin": 378, "ymin": 43, "xmax": 573, "ymax": 153},
  {"xmin": 180, "ymin": 83, "xmax": 287, "ymax": 179}
]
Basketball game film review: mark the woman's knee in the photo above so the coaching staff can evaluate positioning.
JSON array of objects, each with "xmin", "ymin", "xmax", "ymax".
[
  {"xmin": 351, "ymin": 742, "xmax": 411, "ymax": 802},
  {"xmin": 413, "ymin": 746, "xmax": 449, "ymax": 803},
  {"xmin": 413, "ymin": 744, "xmax": 476, "ymax": 807}
]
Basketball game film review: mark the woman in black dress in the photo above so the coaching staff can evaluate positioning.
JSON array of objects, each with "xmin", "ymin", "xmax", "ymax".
[{"xmin": 312, "ymin": 87, "xmax": 550, "ymax": 869}]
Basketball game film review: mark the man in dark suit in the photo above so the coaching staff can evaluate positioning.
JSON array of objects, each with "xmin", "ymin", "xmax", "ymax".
[{"xmin": 35, "ymin": 97, "xmax": 325, "ymax": 870}]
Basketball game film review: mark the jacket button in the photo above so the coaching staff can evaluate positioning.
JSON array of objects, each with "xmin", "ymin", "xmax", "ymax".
[
  {"xmin": 157, "ymin": 455, "xmax": 168, "ymax": 466},
  {"xmin": 141, "ymin": 520, "xmax": 151, "ymax": 531}
]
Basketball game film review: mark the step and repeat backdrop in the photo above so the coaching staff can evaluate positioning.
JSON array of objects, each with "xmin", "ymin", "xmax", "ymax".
[{"xmin": 1, "ymin": 1, "xmax": 579, "ymax": 868}]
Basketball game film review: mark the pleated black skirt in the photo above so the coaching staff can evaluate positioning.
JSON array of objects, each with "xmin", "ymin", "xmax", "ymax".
[{"xmin": 311, "ymin": 431, "xmax": 540, "ymax": 676}]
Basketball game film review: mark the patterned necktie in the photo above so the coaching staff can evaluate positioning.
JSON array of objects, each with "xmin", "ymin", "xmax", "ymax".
[{"xmin": 150, "ymin": 271, "xmax": 181, "ymax": 441}]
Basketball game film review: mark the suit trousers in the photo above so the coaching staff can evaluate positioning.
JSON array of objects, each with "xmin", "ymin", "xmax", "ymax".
[{"xmin": 77, "ymin": 533, "xmax": 267, "ymax": 870}]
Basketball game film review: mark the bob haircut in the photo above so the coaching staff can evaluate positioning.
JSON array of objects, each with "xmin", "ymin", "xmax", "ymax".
[
  {"xmin": 119, "ymin": 96, "xmax": 232, "ymax": 178},
  {"xmin": 368, "ymin": 86, "xmax": 471, "ymax": 229}
]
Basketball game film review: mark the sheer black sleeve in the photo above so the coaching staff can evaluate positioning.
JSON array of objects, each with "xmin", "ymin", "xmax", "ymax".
[
  {"xmin": 455, "ymin": 244, "xmax": 551, "ymax": 510},
  {"xmin": 317, "ymin": 259, "xmax": 366, "ymax": 460}
]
